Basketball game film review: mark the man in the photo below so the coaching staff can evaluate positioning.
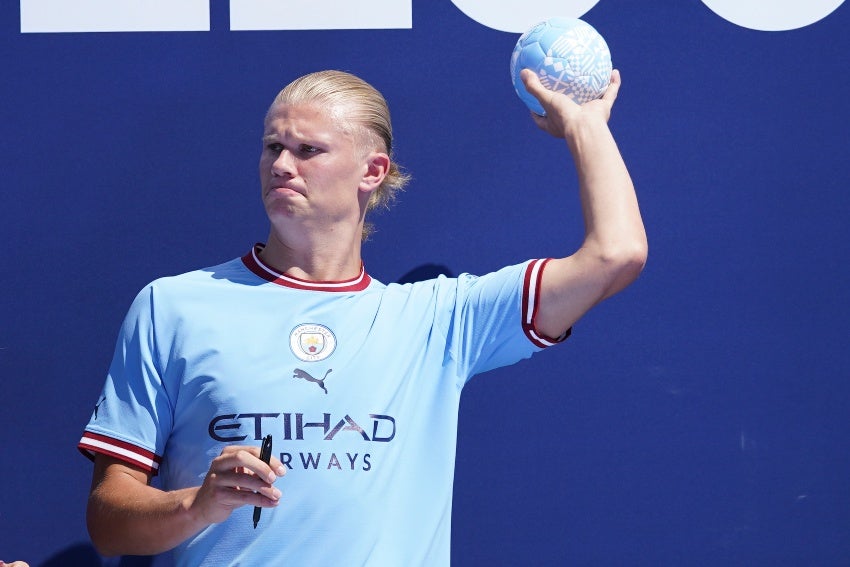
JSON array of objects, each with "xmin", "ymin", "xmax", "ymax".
[{"xmin": 80, "ymin": 68, "xmax": 646, "ymax": 564}]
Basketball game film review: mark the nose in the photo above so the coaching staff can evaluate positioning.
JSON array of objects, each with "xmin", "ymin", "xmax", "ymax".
[{"xmin": 271, "ymin": 148, "xmax": 296, "ymax": 177}]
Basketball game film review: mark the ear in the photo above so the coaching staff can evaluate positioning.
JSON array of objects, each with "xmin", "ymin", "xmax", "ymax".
[{"xmin": 359, "ymin": 152, "xmax": 390, "ymax": 194}]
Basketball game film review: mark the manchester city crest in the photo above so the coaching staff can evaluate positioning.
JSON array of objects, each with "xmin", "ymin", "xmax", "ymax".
[{"xmin": 289, "ymin": 323, "xmax": 336, "ymax": 362}]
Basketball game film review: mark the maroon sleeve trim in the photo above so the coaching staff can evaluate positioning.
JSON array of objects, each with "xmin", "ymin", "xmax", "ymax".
[
  {"xmin": 77, "ymin": 431, "xmax": 162, "ymax": 476},
  {"xmin": 521, "ymin": 258, "xmax": 571, "ymax": 348}
]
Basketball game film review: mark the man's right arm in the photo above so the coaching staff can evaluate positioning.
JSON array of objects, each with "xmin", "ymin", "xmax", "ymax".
[{"xmin": 87, "ymin": 448, "xmax": 286, "ymax": 556}]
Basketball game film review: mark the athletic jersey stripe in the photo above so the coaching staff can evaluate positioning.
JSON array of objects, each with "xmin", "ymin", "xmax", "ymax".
[
  {"xmin": 525, "ymin": 259, "xmax": 545, "ymax": 326},
  {"xmin": 78, "ymin": 431, "xmax": 162, "ymax": 474},
  {"xmin": 521, "ymin": 258, "xmax": 570, "ymax": 348},
  {"xmin": 242, "ymin": 244, "xmax": 371, "ymax": 291}
]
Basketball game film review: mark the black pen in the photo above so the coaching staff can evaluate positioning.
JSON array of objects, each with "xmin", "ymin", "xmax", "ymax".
[{"xmin": 253, "ymin": 434, "xmax": 273, "ymax": 529}]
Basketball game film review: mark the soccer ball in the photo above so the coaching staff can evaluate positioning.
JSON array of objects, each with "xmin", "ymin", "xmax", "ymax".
[{"xmin": 510, "ymin": 17, "xmax": 613, "ymax": 115}]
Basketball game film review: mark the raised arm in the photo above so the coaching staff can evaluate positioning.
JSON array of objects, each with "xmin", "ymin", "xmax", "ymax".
[
  {"xmin": 521, "ymin": 69, "xmax": 648, "ymax": 339},
  {"xmin": 87, "ymin": 447, "xmax": 286, "ymax": 556}
]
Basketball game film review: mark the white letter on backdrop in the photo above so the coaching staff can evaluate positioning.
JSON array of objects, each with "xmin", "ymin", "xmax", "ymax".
[
  {"xmin": 229, "ymin": 0, "xmax": 412, "ymax": 30},
  {"xmin": 700, "ymin": 0, "xmax": 845, "ymax": 31},
  {"xmin": 20, "ymin": 0, "xmax": 209, "ymax": 33},
  {"xmin": 450, "ymin": 0, "xmax": 602, "ymax": 33}
]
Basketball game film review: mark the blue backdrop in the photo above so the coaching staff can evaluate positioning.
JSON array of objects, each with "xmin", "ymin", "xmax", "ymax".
[{"xmin": 2, "ymin": 1, "xmax": 849, "ymax": 565}]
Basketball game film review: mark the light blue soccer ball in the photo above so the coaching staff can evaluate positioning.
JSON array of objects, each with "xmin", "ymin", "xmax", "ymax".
[{"xmin": 510, "ymin": 17, "xmax": 613, "ymax": 115}]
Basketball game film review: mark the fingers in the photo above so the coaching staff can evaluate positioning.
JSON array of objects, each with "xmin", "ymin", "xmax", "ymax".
[
  {"xmin": 602, "ymin": 69, "xmax": 621, "ymax": 103},
  {"xmin": 212, "ymin": 447, "xmax": 286, "ymax": 491},
  {"xmin": 189, "ymin": 444, "xmax": 288, "ymax": 525},
  {"xmin": 520, "ymin": 69, "xmax": 578, "ymax": 114},
  {"xmin": 207, "ymin": 478, "xmax": 281, "ymax": 508},
  {"xmin": 209, "ymin": 467, "xmax": 281, "ymax": 500},
  {"xmin": 200, "ymin": 446, "xmax": 287, "ymax": 511},
  {"xmin": 521, "ymin": 67, "xmax": 622, "ymax": 108},
  {"xmin": 219, "ymin": 445, "xmax": 287, "ymax": 482},
  {"xmin": 520, "ymin": 68, "xmax": 543, "ymax": 97}
]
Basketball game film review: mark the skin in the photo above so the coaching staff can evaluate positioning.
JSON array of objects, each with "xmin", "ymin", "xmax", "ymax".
[
  {"xmin": 88, "ymin": 447, "xmax": 287, "ymax": 555},
  {"xmin": 86, "ymin": 69, "xmax": 646, "ymax": 555},
  {"xmin": 257, "ymin": 102, "xmax": 389, "ymax": 281},
  {"xmin": 522, "ymin": 68, "xmax": 647, "ymax": 338}
]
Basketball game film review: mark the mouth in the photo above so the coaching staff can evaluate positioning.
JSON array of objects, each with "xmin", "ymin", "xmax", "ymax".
[{"xmin": 267, "ymin": 184, "xmax": 304, "ymax": 198}]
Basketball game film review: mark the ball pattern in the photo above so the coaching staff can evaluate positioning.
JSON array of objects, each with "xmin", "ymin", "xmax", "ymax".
[{"xmin": 510, "ymin": 18, "xmax": 613, "ymax": 115}]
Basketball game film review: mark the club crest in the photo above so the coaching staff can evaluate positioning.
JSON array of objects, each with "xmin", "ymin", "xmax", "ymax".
[{"xmin": 290, "ymin": 323, "xmax": 336, "ymax": 362}]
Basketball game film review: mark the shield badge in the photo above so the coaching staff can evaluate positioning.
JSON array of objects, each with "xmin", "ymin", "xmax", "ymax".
[
  {"xmin": 299, "ymin": 332, "xmax": 325, "ymax": 356},
  {"xmin": 290, "ymin": 323, "xmax": 336, "ymax": 362}
]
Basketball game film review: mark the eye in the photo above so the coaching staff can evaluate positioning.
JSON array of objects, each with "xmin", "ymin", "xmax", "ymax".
[
  {"xmin": 266, "ymin": 142, "xmax": 284, "ymax": 153},
  {"xmin": 298, "ymin": 144, "xmax": 321, "ymax": 155}
]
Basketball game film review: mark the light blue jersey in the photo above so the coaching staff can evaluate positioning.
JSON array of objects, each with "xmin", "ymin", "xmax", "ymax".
[{"xmin": 79, "ymin": 244, "xmax": 564, "ymax": 566}]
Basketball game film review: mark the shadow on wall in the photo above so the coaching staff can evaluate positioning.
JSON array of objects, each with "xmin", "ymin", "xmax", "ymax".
[
  {"xmin": 38, "ymin": 543, "xmax": 153, "ymax": 567},
  {"xmin": 395, "ymin": 263, "xmax": 454, "ymax": 284}
]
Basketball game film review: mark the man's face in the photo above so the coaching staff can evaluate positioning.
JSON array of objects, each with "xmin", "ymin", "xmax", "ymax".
[{"xmin": 259, "ymin": 102, "xmax": 372, "ymax": 233}]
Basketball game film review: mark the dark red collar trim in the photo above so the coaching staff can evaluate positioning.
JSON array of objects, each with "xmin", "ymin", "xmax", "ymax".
[{"xmin": 241, "ymin": 244, "xmax": 372, "ymax": 292}]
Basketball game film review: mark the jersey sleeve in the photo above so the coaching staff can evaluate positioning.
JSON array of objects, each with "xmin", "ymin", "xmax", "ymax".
[
  {"xmin": 78, "ymin": 284, "xmax": 174, "ymax": 475},
  {"xmin": 446, "ymin": 258, "xmax": 568, "ymax": 381}
]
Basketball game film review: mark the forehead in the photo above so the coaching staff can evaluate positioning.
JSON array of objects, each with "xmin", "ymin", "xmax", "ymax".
[{"xmin": 264, "ymin": 102, "xmax": 352, "ymax": 138}]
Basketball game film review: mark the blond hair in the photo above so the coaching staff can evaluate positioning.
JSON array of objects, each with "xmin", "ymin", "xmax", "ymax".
[{"xmin": 269, "ymin": 70, "xmax": 411, "ymax": 240}]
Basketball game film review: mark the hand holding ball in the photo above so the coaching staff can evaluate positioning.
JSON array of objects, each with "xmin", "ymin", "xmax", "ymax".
[{"xmin": 511, "ymin": 17, "xmax": 613, "ymax": 115}]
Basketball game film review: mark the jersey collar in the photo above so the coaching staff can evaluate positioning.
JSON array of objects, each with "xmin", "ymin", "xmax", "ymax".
[{"xmin": 241, "ymin": 243, "xmax": 372, "ymax": 292}]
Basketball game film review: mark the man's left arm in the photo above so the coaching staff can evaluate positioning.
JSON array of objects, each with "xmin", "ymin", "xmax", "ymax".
[{"xmin": 522, "ymin": 69, "xmax": 648, "ymax": 339}]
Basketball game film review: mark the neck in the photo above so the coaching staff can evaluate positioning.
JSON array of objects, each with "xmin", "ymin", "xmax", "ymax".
[{"xmin": 260, "ymin": 225, "xmax": 364, "ymax": 282}]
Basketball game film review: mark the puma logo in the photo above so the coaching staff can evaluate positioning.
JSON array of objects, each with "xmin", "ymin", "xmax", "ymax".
[{"xmin": 292, "ymin": 368, "xmax": 332, "ymax": 394}]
